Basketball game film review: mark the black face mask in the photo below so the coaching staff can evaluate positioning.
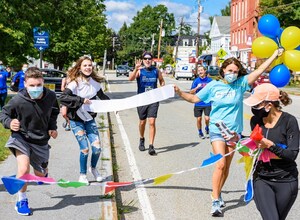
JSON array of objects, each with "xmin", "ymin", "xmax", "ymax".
[{"xmin": 251, "ymin": 107, "xmax": 270, "ymax": 118}]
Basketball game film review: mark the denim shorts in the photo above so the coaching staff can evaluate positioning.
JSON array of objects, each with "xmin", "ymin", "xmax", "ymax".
[{"xmin": 209, "ymin": 132, "xmax": 226, "ymax": 142}]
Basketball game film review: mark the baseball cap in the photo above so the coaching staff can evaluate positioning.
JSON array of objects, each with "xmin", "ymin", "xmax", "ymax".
[
  {"xmin": 142, "ymin": 51, "xmax": 153, "ymax": 59},
  {"xmin": 243, "ymin": 83, "xmax": 280, "ymax": 106}
]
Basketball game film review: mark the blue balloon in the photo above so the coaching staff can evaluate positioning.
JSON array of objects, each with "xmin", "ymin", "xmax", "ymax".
[
  {"xmin": 258, "ymin": 14, "xmax": 281, "ymax": 38},
  {"xmin": 269, "ymin": 64, "xmax": 290, "ymax": 87}
]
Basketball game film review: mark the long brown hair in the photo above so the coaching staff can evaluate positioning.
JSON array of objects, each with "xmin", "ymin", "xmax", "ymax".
[
  {"xmin": 270, "ymin": 90, "xmax": 292, "ymax": 110},
  {"xmin": 219, "ymin": 57, "xmax": 248, "ymax": 78},
  {"xmin": 68, "ymin": 56, "xmax": 104, "ymax": 83}
]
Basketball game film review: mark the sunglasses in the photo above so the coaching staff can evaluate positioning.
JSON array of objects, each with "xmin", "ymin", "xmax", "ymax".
[{"xmin": 143, "ymin": 57, "xmax": 152, "ymax": 60}]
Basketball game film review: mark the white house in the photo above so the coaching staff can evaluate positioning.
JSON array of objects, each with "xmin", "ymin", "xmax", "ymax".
[{"xmin": 207, "ymin": 16, "xmax": 231, "ymax": 65}]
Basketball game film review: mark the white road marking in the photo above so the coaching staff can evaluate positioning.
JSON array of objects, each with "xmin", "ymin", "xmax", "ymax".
[
  {"xmin": 115, "ymin": 113, "xmax": 155, "ymax": 220},
  {"xmin": 106, "ymin": 75, "xmax": 155, "ymax": 220}
]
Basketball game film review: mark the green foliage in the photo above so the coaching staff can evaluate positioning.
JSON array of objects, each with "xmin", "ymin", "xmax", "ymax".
[
  {"xmin": 0, "ymin": 125, "xmax": 11, "ymax": 161},
  {"xmin": 259, "ymin": 0, "xmax": 300, "ymax": 27},
  {"xmin": 0, "ymin": 0, "xmax": 109, "ymax": 69},
  {"xmin": 221, "ymin": 1, "xmax": 231, "ymax": 16},
  {"xmin": 117, "ymin": 4, "xmax": 175, "ymax": 65}
]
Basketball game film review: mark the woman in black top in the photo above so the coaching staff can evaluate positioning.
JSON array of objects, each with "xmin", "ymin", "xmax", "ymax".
[{"xmin": 243, "ymin": 83, "xmax": 299, "ymax": 220}]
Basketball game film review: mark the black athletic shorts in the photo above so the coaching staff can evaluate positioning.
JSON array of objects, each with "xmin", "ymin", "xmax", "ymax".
[
  {"xmin": 137, "ymin": 102, "xmax": 159, "ymax": 120},
  {"xmin": 194, "ymin": 106, "xmax": 211, "ymax": 117}
]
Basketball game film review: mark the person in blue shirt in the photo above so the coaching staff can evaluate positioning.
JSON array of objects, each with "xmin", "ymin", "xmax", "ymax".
[
  {"xmin": 0, "ymin": 62, "xmax": 9, "ymax": 110},
  {"xmin": 190, "ymin": 65, "xmax": 212, "ymax": 139},
  {"xmin": 129, "ymin": 51, "xmax": 165, "ymax": 155},
  {"xmin": 174, "ymin": 48, "xmax": 284, "ymax": 216},
  {"xmin": 12, "ymin": 63, "xmax": 28, "ymax": 91}
]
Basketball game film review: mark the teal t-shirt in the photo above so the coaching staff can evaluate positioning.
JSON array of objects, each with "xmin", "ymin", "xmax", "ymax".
[{"xmin": 196, "ymin": 76, "xmax": 250, "ymax": 134}]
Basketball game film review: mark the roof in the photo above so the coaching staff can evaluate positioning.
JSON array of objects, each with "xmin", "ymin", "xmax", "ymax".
[{"xmin": 215, "ymin": 16, "xmax": 231, "ymax": 34}]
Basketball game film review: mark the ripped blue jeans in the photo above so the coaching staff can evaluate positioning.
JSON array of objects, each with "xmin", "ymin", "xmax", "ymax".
[{"xmin": 69, "ymin": 119, "xmax": 101, "ymax": 174}]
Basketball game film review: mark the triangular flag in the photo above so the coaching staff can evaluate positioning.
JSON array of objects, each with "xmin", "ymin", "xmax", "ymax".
[
  {"xmin": 19, "ymin": 173, "xmax": 56, "ymax": 183},
  {"xmin": 57, "ymin": 179, "xmax": 88, "ymax": 188},
  {"xmin": 244, "ymin": 178, "xmax": 254, "ymax": 203},
  {"xmin": 243, "ymin": 156, "xmax": 254, "ymax": 179},
  {"xmin": 153, "ymin": 174, "xmax": 173, "ymax": 185},
  {"xmin": 1, "ymin": 176, "xmax": 26, "ymax": 195},
  {"xmin": 201, "ymin": 153, "xmax": 223, "ymax": 167},
  {"xmin": 104, "ymin": 182, "xmax": 133, "ymax": 194},
  {"xmin": 250, "ymin": 124, "xmax": 263, "ymax": 141}
]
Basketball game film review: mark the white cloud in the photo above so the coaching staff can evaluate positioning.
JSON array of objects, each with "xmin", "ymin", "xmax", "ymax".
[
  {"xmin": 158, "ymin": 1, "xmax": 192, "ymax": 17},
  {"xmin": 105, "ymin": 0, "xmax": 136, "ymax": 12},
  {"xmin": 105, "ymin": 0, "xmax": 211, "ymax": 33},
  {"xmin": 185, "ymin": 12, "xmax": 211, "ymax": 34}
]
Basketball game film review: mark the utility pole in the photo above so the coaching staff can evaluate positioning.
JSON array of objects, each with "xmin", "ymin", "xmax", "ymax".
[
  {"xmin": 150, "ymin": 33, "xmax": 155, "ymax": 53},
  {"xmin": 103, "ymin": 49, "xmax": 107, "ymax": 76},
  {"xmin": 112, "ymin": 37, "xmax": 115, "ymax": 70},
  {"xmin": 195, "ymin": 0, "xmax": 202, "ymax": 69},
  {"xmin": 157, "ymin": 19, "xmax": 163, "ymax": 59},
  {"xmin": 174, "ymin": 17, "xmax": 184, "ymax": 64}
]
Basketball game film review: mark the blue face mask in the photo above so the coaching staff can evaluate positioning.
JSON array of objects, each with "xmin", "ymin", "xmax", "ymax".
[
  {"xmin": 0, "ymin": 65, "xmax": 3, "ymax": 70},
  {"xmin": 224, "ymin": 72, "xmax": 238, "ymax": 83},
  {"xmin": 27, "ymin": 86, "xmax": 43, "ymax": 99}
]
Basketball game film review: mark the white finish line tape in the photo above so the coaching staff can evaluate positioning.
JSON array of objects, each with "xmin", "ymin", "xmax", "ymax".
[{"xmin": 82, "ymin": 84, "xmax": 175, "ymax": 113}]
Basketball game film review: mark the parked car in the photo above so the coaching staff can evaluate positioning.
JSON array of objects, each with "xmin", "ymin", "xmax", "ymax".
[
  {"xmin": 116, "ymin": 65, "xmax": 130, "ymax": 77},
  {"xmin": 252, "ymin": 72, "xmax": 270, "ymax": 90},
  {"xmin": 40, "ymin": 68, "xmax": 66, "ymax": 95},
  {"xmin": 206, "ymin": 66, "xmax": 220, "ymax": 76}
]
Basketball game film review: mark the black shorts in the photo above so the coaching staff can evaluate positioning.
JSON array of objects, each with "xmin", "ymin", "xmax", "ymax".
[
  {"xmin": 194, "ymin": 106, "xmax": 211, "ymax": 117},
  {"xmin": 137, "ymin": 102, "xmax": 159, "ymax": 120}
]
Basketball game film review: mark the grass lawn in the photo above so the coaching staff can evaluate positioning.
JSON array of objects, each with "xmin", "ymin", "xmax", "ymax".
[{"xmin": 0, "ymin": 124, "xmax": 11, "ymax": 161}]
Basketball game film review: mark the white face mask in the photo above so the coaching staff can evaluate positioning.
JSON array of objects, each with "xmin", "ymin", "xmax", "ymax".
[
  {"xmin": 22, "ymin": 67, "xmax": 28, "ymax": 72},
  {"xmin": 27, "ymin": 86, "xmax": 43, "ymax": 99},
  {"xmin": 224, "ymin": 72, "xmax": 238, "ymax": 83}
]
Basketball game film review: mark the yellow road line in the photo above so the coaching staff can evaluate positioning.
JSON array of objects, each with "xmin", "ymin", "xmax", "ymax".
[{"xmin": 244, "ymin": 113, "xmax": 252, "ymax": 120}]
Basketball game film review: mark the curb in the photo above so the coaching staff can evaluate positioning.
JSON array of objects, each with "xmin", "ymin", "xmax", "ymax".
[{"xmin": 98, "ymin": 112, "xmax": 118, "ymax": 220}]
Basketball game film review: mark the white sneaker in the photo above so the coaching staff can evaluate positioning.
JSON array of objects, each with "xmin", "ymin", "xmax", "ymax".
[
  {"xmin": 78, "ymin": 174, "xmax": 89, "ymax": 184},
  {"xmin": 89, "ymin": 167, "xmax": 103, "ymax": 182}
]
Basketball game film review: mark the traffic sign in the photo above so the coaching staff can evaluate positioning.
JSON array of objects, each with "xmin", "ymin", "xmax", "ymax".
[
  {"xmin": 33, "ymin": 28, "xmax": 49, "ymax": 51},
  {"xmin": 217, "ymin": 48, "xmax": 227, "ymax": 58}
]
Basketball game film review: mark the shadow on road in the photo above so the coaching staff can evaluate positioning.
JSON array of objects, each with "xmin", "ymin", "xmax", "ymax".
[
  {"xmin": 32, "ymin": 194, "xmax": 103, "ymax": 212},
  {"xmin": 157, "ymin": 142, "xmax": 199, "ymax": 154}
]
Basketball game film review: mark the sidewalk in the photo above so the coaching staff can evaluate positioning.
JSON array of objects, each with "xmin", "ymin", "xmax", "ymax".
[
  {"xmin": 0, "ymin": 113, "xmax": 117, "ymax": 220},
  {"xmin": 281, "ymin": 87, "xmax": 300, "ymax": 96}
]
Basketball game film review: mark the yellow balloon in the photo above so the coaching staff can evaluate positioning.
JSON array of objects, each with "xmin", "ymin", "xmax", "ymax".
[
  {"xmin": 271, "ymin": 56, "xmax": 283, "ymax": 68},
  {"xmin": 281, "ymin": 26, "xmax": 300, "ymax": 50},
  {"xmin": 283, "ymin": 50, "xmax": 300, "ymax": 71},
  {"xmin": 252, "ymin": 37, "xmax": 278, "ymax": 58}
]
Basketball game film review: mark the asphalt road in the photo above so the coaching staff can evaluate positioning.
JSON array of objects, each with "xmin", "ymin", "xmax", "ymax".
[
  {"xmin": 0, "ymin": 113, "xmax": 114, "ymax": 220},
  {"xmin": 107, "ymin": 72, "xmax": 300, "ymax": 220}
]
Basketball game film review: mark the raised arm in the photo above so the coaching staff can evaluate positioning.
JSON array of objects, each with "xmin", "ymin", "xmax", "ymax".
[
  {"xmin": 129, "ymin": 59, "xmax": 142, "ymax": 81},
  {"xmin": 247, "ymin": 48, "xmax": 284, "ymax": 85},
  {"xmin": 158, "ymin": 69, "xmax": 165, "ymax": 86},
  {"xmin": 174, "ymin": 85, "xmax": 201, "ymax": 103}
]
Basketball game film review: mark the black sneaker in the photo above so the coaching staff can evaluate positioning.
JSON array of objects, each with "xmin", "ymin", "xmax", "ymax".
[
  {"xmin": 148, "ymin": 145, "xmax": 156, "ymax": 155},
  {"xmin": 139, "ymin": 138, "xmax": 145, "ymax": 151}
]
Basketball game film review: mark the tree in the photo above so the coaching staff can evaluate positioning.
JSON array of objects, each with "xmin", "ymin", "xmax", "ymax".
[
  {"xmin": 259, "ymin": 0, "xmax": 300, "ymax": 27},
  {"xmin": 117, "ymin": 4, "xmax": 175, "ymax": 65},
  {"xmin": 0, "ymin": 0, "xmax": 109, "ymax": 70},
  {"xmin": 221, "ymin": 1, "xmax": 231, "ymax": 16}
]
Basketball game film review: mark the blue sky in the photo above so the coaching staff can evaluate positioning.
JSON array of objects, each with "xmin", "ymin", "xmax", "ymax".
[{"xmin": 104, "ymin": 0, "xmax": 230, "ymax": 33}]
